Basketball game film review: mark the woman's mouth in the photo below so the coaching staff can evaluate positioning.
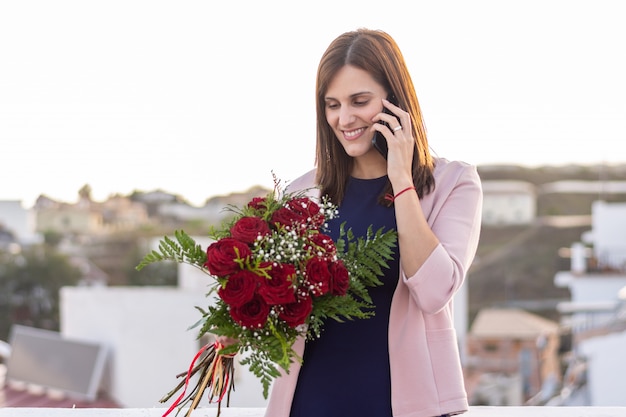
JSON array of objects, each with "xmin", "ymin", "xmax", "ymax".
[{"xmin": 343, "ymin": 127, "xmax": 366, "ymax": 140}]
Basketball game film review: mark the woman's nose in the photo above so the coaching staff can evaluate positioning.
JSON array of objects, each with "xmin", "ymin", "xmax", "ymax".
[{"xmin": 338, "ymin": 107, "xmax": 355, "ymax": 126}]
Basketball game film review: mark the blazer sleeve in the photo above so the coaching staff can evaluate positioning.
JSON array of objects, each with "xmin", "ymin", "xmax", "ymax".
[
  {"xmin": 403, "ymin": 161, "xmax": 483, "ymax": 314},
  {"xmin": 284, "ymin": 169, "xmax": 318, "ymax": 197}
]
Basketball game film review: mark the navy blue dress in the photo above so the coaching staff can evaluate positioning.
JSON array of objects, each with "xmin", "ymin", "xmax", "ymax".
[{"xmin": 289, "ymin": 176, "xmax": 400, "ymax": 417}]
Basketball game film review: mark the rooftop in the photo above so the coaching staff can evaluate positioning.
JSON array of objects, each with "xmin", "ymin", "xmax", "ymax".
[
  {"xmin": 0, "ymin": 365, "xmax": 120, "ymax": 409},
  {"xmin": 470, "ymin": 308, "xmax": 560, "ymax": 338}
]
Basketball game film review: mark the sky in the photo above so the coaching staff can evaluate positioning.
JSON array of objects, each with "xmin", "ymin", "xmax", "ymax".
[{"xmin": 1, "ymin": 0, "xmax": 625, "ymax": 208}]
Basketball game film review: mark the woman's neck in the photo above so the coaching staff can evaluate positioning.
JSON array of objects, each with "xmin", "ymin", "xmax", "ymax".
[{"xmin": 351, "ymin": 152, "xmax": 387, "ymax": 179}]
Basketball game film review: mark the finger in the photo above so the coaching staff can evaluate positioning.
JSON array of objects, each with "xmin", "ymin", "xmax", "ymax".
[
  {"xmin": 371, "ymin": 118, "xmax": 399, "ymax": 140},
  {"xmin": 377, "ymin": 111, "xmax": 399, "ymax": 127},
  {"xmin": 382, "ymin": 99, "xmax": 409, "ymax": 131}
]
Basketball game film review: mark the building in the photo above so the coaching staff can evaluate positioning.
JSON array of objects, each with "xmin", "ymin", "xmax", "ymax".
[
  {"xmin": 481, "ymin": 181, "xmax": 536, "ymax": 226},
  {"xmin": 35, "ymin": 201, "xmax": 104, "ymax": 236},
  {"xmin": 34, "ymin": 194, "xmax": 150, "ymax": 236},
  {"xmin": 465, "ymin": 308, "xmax": 561, "ymax": 405},
  {"xmin": 554, "ymin": 200, "xmax": 626, "ymax": 406}
]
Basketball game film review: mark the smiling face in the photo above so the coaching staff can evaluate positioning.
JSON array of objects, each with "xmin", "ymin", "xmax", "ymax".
[{"xmin": 324, "ymin": 65, "xmax": 388, "ymax": 176}]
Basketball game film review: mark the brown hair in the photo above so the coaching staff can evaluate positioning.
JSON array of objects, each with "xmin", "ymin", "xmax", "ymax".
[{"xmin": 315, "ymin": 28, "xmax": 435, "ymax": 206}]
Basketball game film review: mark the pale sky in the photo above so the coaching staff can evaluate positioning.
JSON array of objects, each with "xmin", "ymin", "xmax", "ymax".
[{"xmin": 2, "ymin": 0, "xmax": 625, "ymax": 208}]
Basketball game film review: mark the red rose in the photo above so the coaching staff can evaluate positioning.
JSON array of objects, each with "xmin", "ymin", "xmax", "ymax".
[
  {"xmin": 230, "ymin": 216, "xmax": 271, "ymax": 244},
  {"xmin": 218, "ymin": 269, "xmax": 259, "ymax": 307},
  {"xmin": 286, "ymin": 197, "xmax": 322, "ymax": 227},
  {"xmin": 329, "ymin": 260, "xmax": 350, "ymax": 296},
  {"xmin": 247, "ymin": 197, "xmax": 267, "ymax": 211},
  {"xmin": 229, "ymin": 293, "xmax": 270, "ymax": 328},
  {"xmin": 278, "ymin": 295, "xmax": 313, "ymax": 328},
  {"xmin": 270, "ymin": 207, "xmax": 304, "ymax": 230},
  {"xmin": 204, "ymin": 238, "xmax": 251, "ymax": 276},
  {"xmin": 305, "ymin": 257, "xmax": 331, "ymax": 296},
  {"xmin": 258, "ymin": 263, "xmax": 296, "ymax": 305},
  {"xmin": 307, "ymin": 233, "xmax": 337, "ymax": 259}
]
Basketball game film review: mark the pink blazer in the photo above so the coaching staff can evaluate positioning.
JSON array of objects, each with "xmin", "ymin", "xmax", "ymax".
[{"xmin": 264, "ymin": 158, "xmax": 483, "ymax": 417}]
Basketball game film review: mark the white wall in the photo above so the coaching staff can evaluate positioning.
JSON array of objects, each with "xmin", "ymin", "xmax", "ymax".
[
  {"xmin": 591, "ymin": 201, "xmax": 626, "ymax": 269},
  {"xmin": 481, "ymin": 181, "xmax": 536, "ymax": 226},
  {"xmin": 60, "ymin": 287, "xmax": 268, "ymax": 409},
  {"xmin": 580, "ymin": 331, "xmax": 626, "ymax": 406},
  {"xmin": 555, "ymin": 274, "xmax": 626, "ymax": 304}
]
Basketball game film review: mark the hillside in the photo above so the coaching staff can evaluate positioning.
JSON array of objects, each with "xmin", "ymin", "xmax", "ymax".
[
  {"xmin": 477, "ymin": 163, "xmax": 626, "ymax": 185},
  {"xmin": 467, "ymin": 163, "xmax": 626, "ymax": 325},
  {"xmin": 467, "ymin": 223, "xmax": 584, "ymax": 324}
]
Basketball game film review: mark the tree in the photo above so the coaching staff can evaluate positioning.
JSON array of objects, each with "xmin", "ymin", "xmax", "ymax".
[
  {"xmin": 125, "ymin": 243, "xmax": 177, "ymax": 286},
  {"xmin": 78, "ymin": 184, "xmax": 92, "ymax": 201},
  {"xmin": 0, "ymin": 244, "xmax": 81, "ymax": 341}
]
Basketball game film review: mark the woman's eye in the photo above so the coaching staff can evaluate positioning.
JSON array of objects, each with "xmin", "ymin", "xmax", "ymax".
[
  {"xmin": 354, "ymin": 101, "xmax": 369, "ymax": 106},
  {"xmin": 326, "ymin": 103, "xmax": 339, "ymax": 110}
]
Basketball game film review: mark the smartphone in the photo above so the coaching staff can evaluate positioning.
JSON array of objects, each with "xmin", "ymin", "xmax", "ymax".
[{"xmin": 372, "ymin": 95, "xmax": 397, "ymax": 159}]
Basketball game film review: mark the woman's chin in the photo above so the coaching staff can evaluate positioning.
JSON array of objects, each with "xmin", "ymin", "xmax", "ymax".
[{"xmin": 342, "ymin": 143, "xmax": 373, "ymax": 158}]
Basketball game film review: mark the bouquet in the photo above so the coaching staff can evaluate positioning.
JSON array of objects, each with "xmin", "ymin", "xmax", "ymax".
[{"xmin": 137, "ymin": 176, "xmax": 397, "ymax": 416}]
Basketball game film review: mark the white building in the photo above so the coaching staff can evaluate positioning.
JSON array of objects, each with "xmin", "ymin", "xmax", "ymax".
[
  {"xmin": 554, "ymin": 200, "xmax": 626, "ymax": 406},
  {"xmin": 481, "ymin": 181, "xmax": 536, "ymax": 226},
  {"xmin": 588, "ymin": 201, "xmax": 626, "ymax": 270},
  {"xmin": 0, "ymin": 200, "xmax": 41, "ymax": 245}
]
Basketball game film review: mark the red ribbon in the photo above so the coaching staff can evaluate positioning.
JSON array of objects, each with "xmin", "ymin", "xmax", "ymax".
[
  {"xmin": 161, "ymin": 341, "xmax": 238, "ymax": 417},
  {"xmin": 208, "ymin": 342, "xmax": 237, "ymax": 404},
  {"xmin": 162, "ymin": 343, "xmax": 211, "ymax": 417},
  {"xmin": 384, "ymin": 185, "xmax": 416, "ymax": 202}
]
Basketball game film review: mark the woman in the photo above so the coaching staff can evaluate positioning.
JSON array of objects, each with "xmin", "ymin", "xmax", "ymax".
[{"xmin": 265, "ymin": 28, "xmax": 482, "ymax": 417}]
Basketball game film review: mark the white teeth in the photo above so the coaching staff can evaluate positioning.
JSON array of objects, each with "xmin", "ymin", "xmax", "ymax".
[{"xmin": 344, "ymin": 128, "xmax": 365, "ymax": 138}]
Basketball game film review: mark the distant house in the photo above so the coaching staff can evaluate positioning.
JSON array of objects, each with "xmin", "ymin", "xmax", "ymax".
[
  {"xmin": 33, "ymin": 194, "xmax": 150, "ymax": 236},
  {"xmin": 130, "ymin": 190, "xmax": 179, "ymax": 217},
  {"xmin": 99, "ymin": 195, "xmax": 149, "ymax": 232},
  {"xmin": 466, "ymin": 308, "xmax": 561, "ymax": 405},
  {"xmin": 157, "ymin": 202, "xmax": 222, "ymax": 224},
  {"xmin": 540, "ymin": 181, "xmax": 626, "ymax": 195},
  {"xmin": 158, "ymin": 186, "xmax": 269, "ymax": 224},
  {"xmin": 35, "ymin": 204, "xmax": 104, "ymax": 235},
  {"xmin": 481, "ymin": 181, "xmax": 536, "ymax": 226}
]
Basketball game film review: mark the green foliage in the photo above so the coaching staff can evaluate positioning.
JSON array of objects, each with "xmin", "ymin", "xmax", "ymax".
[
  {"xmin": 307, "ymin": 224, "xmax": 397, "ymax": 339},
  {"xmin": 125, "ymin": 236, "xmax": 176, "ymax": 286},
  {"xmin": 0, "ymin": 245, "xmax": 82, "ymax": 341},
  {"xmin": 135, "ymin": 230, "xmax": 208, "ymax": 273}
]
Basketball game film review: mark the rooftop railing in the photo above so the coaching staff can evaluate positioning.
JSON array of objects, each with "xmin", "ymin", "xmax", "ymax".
[{"xmin": 2, "ymin": 407, "xmax": 626, "ymax": 417}]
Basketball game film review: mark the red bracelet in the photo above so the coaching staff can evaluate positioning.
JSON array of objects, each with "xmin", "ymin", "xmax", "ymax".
[{"xmin": 384, "ymin": 186, "xmax": 416, "ymax": 202}]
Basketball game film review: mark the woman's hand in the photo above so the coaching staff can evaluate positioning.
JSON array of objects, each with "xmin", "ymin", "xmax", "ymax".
[
  {"xmin": 216, "ymin": 335, "xmax": 239, "ymax": 348},
  {"xmin": 374, "ymin": 99, "xmax": 439, "ymax": 278},
  {"xmin": 374, "ymin": 99, "xmax": 415, "ymax": 189}
]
